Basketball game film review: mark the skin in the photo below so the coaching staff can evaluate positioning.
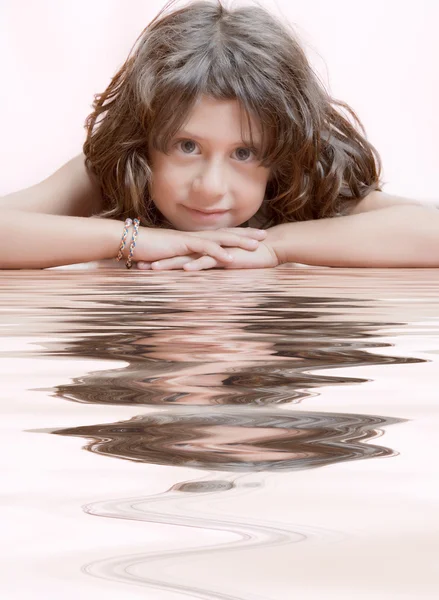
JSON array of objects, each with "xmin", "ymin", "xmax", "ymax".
[{"xmin": 148, "ymin": 95, "xmax": 271, "ymax": 232}]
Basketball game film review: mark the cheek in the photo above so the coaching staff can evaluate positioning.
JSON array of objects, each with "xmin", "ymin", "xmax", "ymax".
[
  {"xmin": 242, "ymin": 178, "xmax": 268, "ymax": 203},
  {"xmin": 244, "ymin": 167, "xmax": 270, "ymax": 192},
  {"xmin": 151, "ymin": 167, "xmax": 183, "ymax": 204}
]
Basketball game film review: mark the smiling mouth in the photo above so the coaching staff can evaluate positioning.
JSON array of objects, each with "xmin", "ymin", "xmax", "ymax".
[
  {"xmin": 185, "ymin": 207, "xmax": 229, "ymax": 216},
  {"xmin": 188, "ymin": 208, "xmax": 228, "ymax": 214}
]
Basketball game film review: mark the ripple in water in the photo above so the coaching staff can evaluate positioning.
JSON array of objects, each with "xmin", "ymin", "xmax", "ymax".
[
  {"xmin": 52, "ymin": 409, "xmax": 404, "ymax": 472},
  {"xmin": 4, "ymin": 270, "xmax": 430, "ymax": 599},
  {"xmin": 48, "ymin": 407, "xmax": 404, "ymax": 597},
  {"xmin": 79, "ymin": 473, "xmax": 351, "ymax": 599}
]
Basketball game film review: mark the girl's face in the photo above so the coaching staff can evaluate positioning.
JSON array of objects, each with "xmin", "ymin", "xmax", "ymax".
[{"xmin": 148, "ymin": 95, "xmax": 271, "ymax": 231}]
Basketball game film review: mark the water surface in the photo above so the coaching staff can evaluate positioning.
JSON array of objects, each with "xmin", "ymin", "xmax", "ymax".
[{"xmin": 1, "ymin": 266, "xmax": 439, "ymax": 599}]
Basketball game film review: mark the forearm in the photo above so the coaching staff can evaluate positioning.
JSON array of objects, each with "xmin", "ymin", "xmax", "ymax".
[
  {"xmin": 0, "ymin": 210, "xmax": 122, "ymax": 269},
  {"xmin": 268, "ymin": 205, "xmax": 439, "ymax": 268}
]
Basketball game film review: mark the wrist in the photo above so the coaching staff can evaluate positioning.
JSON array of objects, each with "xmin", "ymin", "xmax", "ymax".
[
  {"xmin": 122, "ymin": 223, "xmax": 135, "ymax": 260},
  {"xmin": 112, "ymin": 217, "xmax": 142, "ymax": 267},
  {"xmin": 264, "ymin": 226, "xmax": 290, "ymax": 265},
  {"xmin": 110, "ymin": 218, "xmax": 138, "ymax": 262}
]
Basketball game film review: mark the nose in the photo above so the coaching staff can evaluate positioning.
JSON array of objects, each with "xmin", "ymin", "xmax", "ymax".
[{"xmin": 192, "ymin": 159, "xmax": 228, "ymax": 202}]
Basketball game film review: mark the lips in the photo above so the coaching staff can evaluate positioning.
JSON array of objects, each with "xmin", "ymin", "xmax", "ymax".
[
  {"xmin": 188, "ymin": 208, "xmax": 228, "ymax": 214},
  {"xmin": 183, "ymin": 206, "xmax": 229, "ymax": 223}
]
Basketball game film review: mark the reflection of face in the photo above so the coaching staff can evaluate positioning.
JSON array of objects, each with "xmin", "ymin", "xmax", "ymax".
[
  {"xmin": 149, "ymin": 95, "xmax": 271, "ymax": 231},
  {"xmin": 184, "ymin": 425, "xmax": 303, "ymax": 461}
]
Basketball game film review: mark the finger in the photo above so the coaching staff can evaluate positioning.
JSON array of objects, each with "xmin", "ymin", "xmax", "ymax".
[
  {"xmin": 219, "ymin": 234, "xmax": 260, "ymax": 251},
  {"xmin": 136, "ymin": 261, "xmax": 152, "ymax": 270},
  {"xmin": 183, "ymin": 255, "xmax": 220, "ymax": 271},
  {"xmin": 151, "ymin": 256, "xmax": 195, "ymax": 270},
  {"xmin": 220, "ymin": 227, "xmax": 267, "ymax": 240},
  {"xmin": 187, "ymin": 228, "xmax": 266, "ymax": 243},
  {"xmin": 186, "ymin": 239, "xmax": 235, "ymax": 263},
  {"xmin": 192, "ymin": 231, "xmax": 261, "ymax": 251}
]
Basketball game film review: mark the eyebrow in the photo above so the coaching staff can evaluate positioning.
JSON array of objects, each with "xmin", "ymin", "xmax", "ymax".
[{"xmin": 176, "ymin": 129, "xmax": 261, "ymax": 148}]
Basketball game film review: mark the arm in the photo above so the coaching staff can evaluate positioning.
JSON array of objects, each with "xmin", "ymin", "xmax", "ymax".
[
  {"xmin": 0, "ymin": 210, "xmax": 124, "ymax": 269},
  {"xmin": 0, "ymin": 154, "xmax": 121, "ymax": 269},
  {"xmin": 268, "ymin": 204, "xmax": 439, "ymax": 268}
]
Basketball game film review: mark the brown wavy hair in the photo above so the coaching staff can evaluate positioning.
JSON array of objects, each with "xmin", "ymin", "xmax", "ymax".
[{"xmin": 83, "ymin": 0, "xmax": 383, "ymax": 229}]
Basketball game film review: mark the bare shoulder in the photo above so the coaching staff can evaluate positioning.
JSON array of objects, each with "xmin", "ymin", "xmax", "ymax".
[
  {"xmin": 0, "ymin": 153, "xmax": 104, "ymax": 217},
  {"xmin": 345, "ymin": 190, "xmax": 434, "ymax": 216}
]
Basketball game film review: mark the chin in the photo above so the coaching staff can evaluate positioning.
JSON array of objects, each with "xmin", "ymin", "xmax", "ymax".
[{"xmin": 181, "ymin": 223, "xmax": 223, "ymax": 232}]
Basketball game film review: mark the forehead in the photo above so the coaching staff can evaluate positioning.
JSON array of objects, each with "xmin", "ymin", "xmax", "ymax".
[{"xmin": 180, "ymin": 95, "xmax": 262, "ymax": 142}]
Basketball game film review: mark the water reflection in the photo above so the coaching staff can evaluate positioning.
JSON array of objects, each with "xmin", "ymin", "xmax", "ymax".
[
  {"xmin": 52, "ymin": 409, "xmax": 404, "ymax": 471},
  {"xmin": 29, "ymin": 274, "xmax": 415, "ymax": 469},
  {"xmin": 2, "ymin": 270, "xmax": 416, "ymax": 469},
  {"xmin": 2, "ymin": 268, "xmax": 434, "ymax": 599},
  {"xmin": 35, "ymin": 289, "xmax": 422, "ymax": 407}
]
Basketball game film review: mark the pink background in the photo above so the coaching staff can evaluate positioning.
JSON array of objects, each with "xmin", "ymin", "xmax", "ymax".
[{"xmin": 1, "ymin": 0, "xmax": 438, "ymax": 203}]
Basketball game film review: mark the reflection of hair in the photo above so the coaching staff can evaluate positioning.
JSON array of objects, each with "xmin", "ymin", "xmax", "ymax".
[
  {"xmin": 54, "ymin": 410, "xmax": 404, "ymax": 473},
  {"xmin": 83, "ymin": 0, "xmax": 383, "ymax": 229}
]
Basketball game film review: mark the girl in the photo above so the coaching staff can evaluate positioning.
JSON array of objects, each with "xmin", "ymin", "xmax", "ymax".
[{"xmin": 1, "ymin": 0, "xmax": 436, "ymax": 271}]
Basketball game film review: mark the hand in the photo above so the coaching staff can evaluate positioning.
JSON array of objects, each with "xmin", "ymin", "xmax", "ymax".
[
  {"xmin": 136, "ymin": 239, "xmax": 280, "ymax": 271},
  {"xmin": 130, "ymin": 226, "xmax": 267, "ymax": 266}
]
